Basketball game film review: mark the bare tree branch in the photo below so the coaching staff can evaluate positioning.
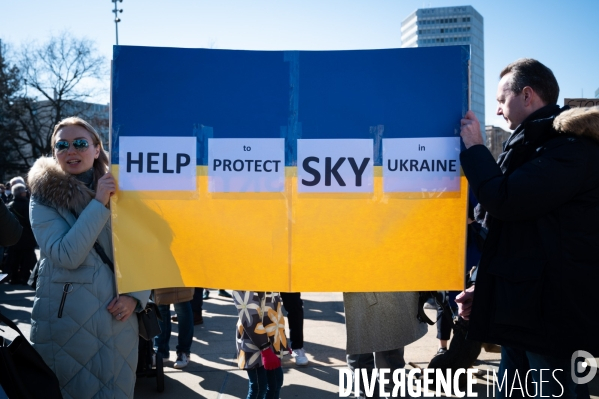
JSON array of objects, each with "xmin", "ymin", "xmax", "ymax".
[{"xmin": 0, "ymin": 33, "xmax": 108, "ymax": 180}]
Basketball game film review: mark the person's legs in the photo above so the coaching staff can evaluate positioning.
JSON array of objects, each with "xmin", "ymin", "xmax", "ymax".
[
  {"xmin": 154, "ymin": 304, "xmax": 172, "ymax": 359},
  {"xmin": 191, "ymin": 288, "xmax": 203, "ymax": 313},
  {"xmin": 4, "ymin": 249, "xmax": 20, "ymax": 283},
  {"xmin": 191, "ymin": 288, "xmax": 204, "ymax": 324},
  {"xmin": 374, "ymin": 348, "xmax": 405, "ymax": 370},
  {"xmin": 280, "ymin": 292, "xmax": 304, "ymax": 349},
  {"xmin": 374, "ymin": 348, "xmax": 405, "ymax": 396},
  {"xmin": 526, "ymin": 351, "xmax": 578, "ymax": 399},
  {"xmin": 265, "ymin": 367, "xmax": 284, "ymax": 399},
  {"xmin": 246, "ymin": 366, "xmax": 267, "ymax": 399},
  {"xmin": 16, "ymin": 249, "xmax": 36, "ymax": 283},
  {"xmin": 575, "ymin": 382, "xmax": 590, "ymax": 399},
  {"xmin": 437, "ymin": 291, "xmax": 458, "ymax": 352},
  {"xmin": 436, "ymin": 305, "xmax": 452, "ymax": 352},
  {"xmin": 173, "ymin": 301, "xmax": 194, "ymax": 355},
  {"xmin": 496, "ymin": 346, "xmax": 530, "ymax": 399},
  {"xmin": 281, "ymin": 292, "xmax": 308, "ymax": 365},
  {"xmin": 347, "ymin": 353, "xmax": 380, "ymax": 399}
]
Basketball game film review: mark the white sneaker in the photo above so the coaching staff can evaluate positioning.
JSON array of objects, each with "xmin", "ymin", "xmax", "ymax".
[
  {"xmin": 173, "ymin": 352, "xmax": 190, "ymax": 369},
  {"xmin": 291, "ymin": 348, "xmax": 309, "ymax": 366}
]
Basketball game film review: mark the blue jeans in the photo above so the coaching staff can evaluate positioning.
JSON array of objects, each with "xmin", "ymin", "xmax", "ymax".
[
  {"xmin": 496, "ymin": 346, "xmax": 588, "ymax": 399},
  {"xmin": 154, "ymin": 301, "xmax": 194, "ymax": 358},
  {"xmin": 246, "ymin": 366, "xmax": 283, "ymax": 399}
]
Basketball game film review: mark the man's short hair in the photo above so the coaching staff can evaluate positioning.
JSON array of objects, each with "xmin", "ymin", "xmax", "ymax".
[
  {"xmin": 11, "ymin": 183, "xmax": 26, "ymax": 196},
  {"xmin": 500, "ymin": 58, "xmax": 559, "ymax": 105}
]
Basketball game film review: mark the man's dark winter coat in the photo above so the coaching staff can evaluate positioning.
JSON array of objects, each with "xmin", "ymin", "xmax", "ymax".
[
  {"xmin": 0, "ymin": 201, "xmax": 22, "ymax": 247},
  {"xmin": 7, "ymin": 195, "xmax": 37, "ymax": 250},
  {"xmin": 460, "ymin": 105, "xmax": 599, "ymax": 357}
]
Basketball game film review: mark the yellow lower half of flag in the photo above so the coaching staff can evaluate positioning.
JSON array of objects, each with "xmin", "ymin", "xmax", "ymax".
[{"xmin": 111, "ymin": 166, "xmax": 468, "ymax": 293}]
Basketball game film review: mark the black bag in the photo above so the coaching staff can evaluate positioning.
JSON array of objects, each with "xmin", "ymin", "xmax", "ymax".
[
  {"xmin": 137, "ymin": 302, "xmax": 162, "ymax": 341},
  {"xmin": 0, "ymin": 311, "xmax": 62, "ymax": 398},
  {"xmin": 417, "ymin": 291, "xmax": 454, "ymax": 326},
  {"xmin": 423, "ymin": 243, "xmax": 483, "ymax": 392},
  {"xmin": 428, "ymin": 317, "xmax": 481, "ymax": 370}
]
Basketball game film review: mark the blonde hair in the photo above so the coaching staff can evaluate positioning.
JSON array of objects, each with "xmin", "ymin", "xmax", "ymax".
[{"xmin": 52, "ymin": 116, "xmax": 109, "ymax": 186}]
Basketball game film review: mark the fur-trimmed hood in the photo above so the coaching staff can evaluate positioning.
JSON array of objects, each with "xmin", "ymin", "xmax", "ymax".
[
  {"xmin": 27, "ymin": 157, "xmax": 95, "ymax": 215},
  {"xmin": 554, "ymin": 106, "xmax": 599, "ymax": 142}
]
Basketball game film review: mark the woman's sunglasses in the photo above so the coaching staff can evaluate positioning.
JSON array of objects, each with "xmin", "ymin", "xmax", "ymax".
[{"xmin": 54, "ymin": 139, "xmax": 90, "ymax": 154}]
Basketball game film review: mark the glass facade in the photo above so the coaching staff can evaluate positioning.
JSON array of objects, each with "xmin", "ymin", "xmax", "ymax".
[{"xmin": 401, "ymin": 6, "xmax": 485, "ymax": 136}]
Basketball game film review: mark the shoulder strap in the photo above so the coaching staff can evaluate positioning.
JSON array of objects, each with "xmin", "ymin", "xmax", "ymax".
[
  {"xmin": 92, "ymin": 242, "xmax": 114, "ymax": 272},
  {"xmin": 70, "ymin": 209, "xmax": 114, "ymax": 273}
]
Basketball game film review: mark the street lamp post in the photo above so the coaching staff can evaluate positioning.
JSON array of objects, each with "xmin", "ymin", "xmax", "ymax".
[{"xmin": 112, "ymin": 0, "xmax": 123, "ymax": 45}]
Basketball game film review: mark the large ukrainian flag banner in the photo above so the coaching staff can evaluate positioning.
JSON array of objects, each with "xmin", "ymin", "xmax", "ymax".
[{"xmin": 111, "ymin": 46, "xmax": 471, "ymax": 293}]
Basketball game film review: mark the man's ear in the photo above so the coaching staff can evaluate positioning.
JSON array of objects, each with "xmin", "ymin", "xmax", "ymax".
[{"xmin": 521, "ymin": 86, "xmax": 534, "ymax": 107}]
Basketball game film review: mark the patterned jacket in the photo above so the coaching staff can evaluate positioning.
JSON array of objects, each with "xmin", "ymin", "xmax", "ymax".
[{"xmin": 233, "ymin": 291, "xmax": 289, "ymax": 369}]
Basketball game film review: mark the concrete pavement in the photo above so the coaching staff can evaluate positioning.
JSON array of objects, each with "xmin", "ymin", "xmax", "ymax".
[{"xmin": 1, "ymin": 285, "xmax": 597, "ymax": 398}]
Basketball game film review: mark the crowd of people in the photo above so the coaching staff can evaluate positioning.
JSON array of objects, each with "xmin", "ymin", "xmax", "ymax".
[
  {"xmin": 0, "ymin": 177, "xmax": 38, "ymax": 286},
  {"xmin": 0, "ymin": 57, "xmax": 598, "ymax": 399}
]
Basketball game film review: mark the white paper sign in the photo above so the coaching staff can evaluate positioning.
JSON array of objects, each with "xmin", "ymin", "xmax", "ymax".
[
  {"xmin": 383, "ymin": 137, "xmax": 461, "ymax": 193},
  {"xmin": 208, "ymin": 138, "xmax": 285, "ymax": 192},
  {"xmin": 297, "ymin": 139, "xmax": 373, "ymax": 193},
  {"xmin": 119, "ymin": 136, "xmax": 196, "ymax": 191}
]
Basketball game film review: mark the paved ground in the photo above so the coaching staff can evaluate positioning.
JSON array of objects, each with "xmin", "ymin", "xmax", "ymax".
[{"xmin": 1, "ymin": 285, "xmax": 597, "ymax": 398}]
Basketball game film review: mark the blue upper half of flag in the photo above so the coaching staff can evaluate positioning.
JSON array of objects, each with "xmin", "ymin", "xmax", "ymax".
[{"xmin": 111, "ymin": 46, "xmax": 469, "ymax": 166}]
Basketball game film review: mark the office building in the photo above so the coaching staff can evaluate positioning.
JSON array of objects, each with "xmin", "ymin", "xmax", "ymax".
[{"xmin": 401, "ymin": 6, "xmax": 485, "ymax": 134}]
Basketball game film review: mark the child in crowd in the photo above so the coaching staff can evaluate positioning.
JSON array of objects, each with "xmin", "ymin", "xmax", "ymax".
[{"xmin": 233, "ymin": 291, "xmax": 289, "ymax": 399}]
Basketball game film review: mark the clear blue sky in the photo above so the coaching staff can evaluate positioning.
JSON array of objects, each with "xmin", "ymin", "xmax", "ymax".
[{"xmin": 1, "ymin": 0, "xmax": 597, "ymax": 129}]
